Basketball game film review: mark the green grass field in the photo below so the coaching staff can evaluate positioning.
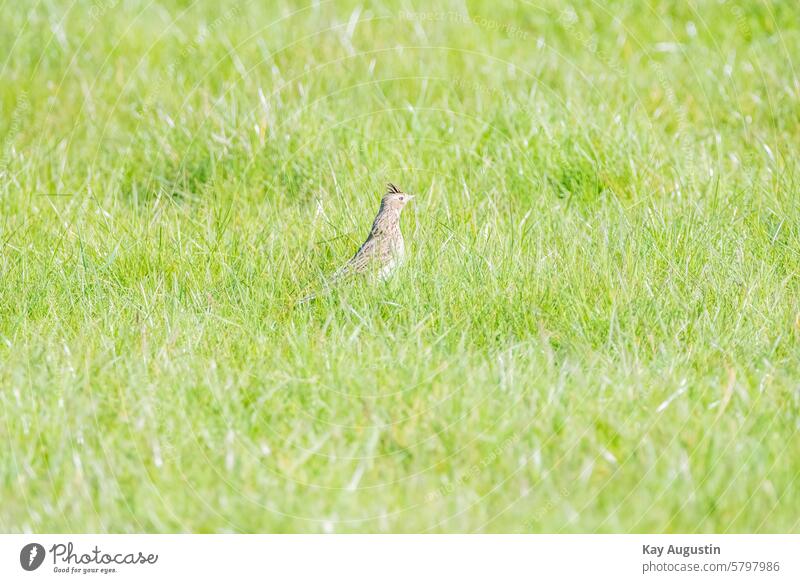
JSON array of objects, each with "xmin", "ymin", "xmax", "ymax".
[{"xmin": 1, "ymin": 0, "xmax": 799, "ymax": 533}]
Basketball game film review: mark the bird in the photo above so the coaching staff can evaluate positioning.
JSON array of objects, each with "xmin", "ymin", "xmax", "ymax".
[{"xmin": 299, "ymin": 183, "xmax": 414, "ymax": 303}]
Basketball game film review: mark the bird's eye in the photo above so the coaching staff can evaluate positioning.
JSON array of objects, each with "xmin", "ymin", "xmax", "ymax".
[{"xmin": 399, "ymin": 196, "xmax": 404, "ymax": 201}]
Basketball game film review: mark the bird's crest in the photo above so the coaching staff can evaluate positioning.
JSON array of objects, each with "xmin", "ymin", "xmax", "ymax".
[{"xmin": 386, "ymin": 183, "xmax": 402, "ymax": 194}]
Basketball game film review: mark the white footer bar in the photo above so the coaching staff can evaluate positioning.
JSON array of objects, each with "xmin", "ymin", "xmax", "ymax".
[{"xmin": 1, "ymin": 535, "xmax": 797, "ymax": 582}]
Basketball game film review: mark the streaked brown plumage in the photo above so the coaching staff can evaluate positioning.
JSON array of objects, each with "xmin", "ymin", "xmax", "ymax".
[{"xmin": 299, "ymin": 183, "xmax": 414, "ymax": 303}]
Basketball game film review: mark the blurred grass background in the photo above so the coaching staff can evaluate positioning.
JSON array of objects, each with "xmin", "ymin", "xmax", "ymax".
[{"xmin": 1, "ymin": 0, "xmax": 799, "ymax": 532}]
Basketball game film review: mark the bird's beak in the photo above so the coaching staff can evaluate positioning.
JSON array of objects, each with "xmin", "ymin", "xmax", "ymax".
[{"xmin": 406, "ymin": 195, "xmax": 415, "ymax": 201}]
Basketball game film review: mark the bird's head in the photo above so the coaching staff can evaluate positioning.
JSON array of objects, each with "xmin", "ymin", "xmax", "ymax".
[{"xmin": 381, "ymin": 183, "xmax": 414, "ymax": 212}]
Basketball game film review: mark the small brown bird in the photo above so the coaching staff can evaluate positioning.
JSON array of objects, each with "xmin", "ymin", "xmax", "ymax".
[{"xmin": 299, "ymin": 183, "xmax": 414, "ymax": 303}]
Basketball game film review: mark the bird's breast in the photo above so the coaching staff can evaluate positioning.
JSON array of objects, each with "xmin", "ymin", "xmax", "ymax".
[{"xmin": 393, "ymin": 234, "xmax": 405, "ymax": 258}]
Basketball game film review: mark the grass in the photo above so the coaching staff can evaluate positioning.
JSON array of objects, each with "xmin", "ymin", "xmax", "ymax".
[{"xmin": 1, "ymin": 0, "xmax": 799, "ymax": 533}]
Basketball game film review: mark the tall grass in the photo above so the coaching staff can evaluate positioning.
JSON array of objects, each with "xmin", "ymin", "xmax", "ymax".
[{"xmin": 1, "ymin": 0, "xmax": 798, "ymax": 532}]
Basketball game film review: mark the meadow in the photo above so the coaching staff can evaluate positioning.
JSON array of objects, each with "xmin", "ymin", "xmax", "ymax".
[{"xmin": 1, "ymin": 0, "xmax": 799, "ymax": 532}]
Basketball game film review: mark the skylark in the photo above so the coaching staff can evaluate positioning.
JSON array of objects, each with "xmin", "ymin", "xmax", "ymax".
[{"xmin": 299, "ymin": 183, "xmax": 414, "ymax": 303}]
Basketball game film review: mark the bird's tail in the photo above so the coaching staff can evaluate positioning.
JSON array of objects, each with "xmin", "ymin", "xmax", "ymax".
[
  {"xmin": 296, "ymin": 283, "xmax": 340, "ymax": 305},
  {"xmin": 295, "ymin": 265, "xmax": 353, "ymax": 305},
  {"xmin": 296, "ymin": 290, "xmax": 321, "ymax": 304}
]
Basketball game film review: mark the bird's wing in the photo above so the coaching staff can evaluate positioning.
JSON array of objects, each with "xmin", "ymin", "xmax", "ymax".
[
  {"xmin": 332, "ymin": 235, "xmax": 379, "ymax": 280},
  {"xmin": 297, "ymin": 228, "xmax": 387, "ymax": 304}
]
